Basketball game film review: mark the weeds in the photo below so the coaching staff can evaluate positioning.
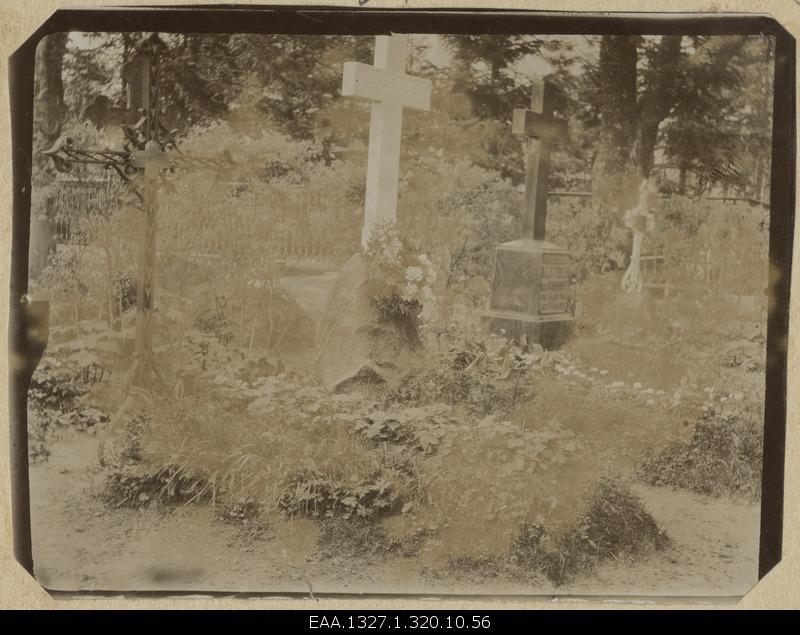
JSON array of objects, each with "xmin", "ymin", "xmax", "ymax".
[
  {"xmin": 638, "ymin": 403, "xmax": 763, "ymax": 498},
  {"xmin": 102, "ymin": 463, "xmax": 213, "ymax": 509},
  {"xmin": 511, "ymin": 479, "xmax": 669, "ymax": 586},
  {"xmin": 27, "ymin": 355, "xmax": 110, "ymax": 462},
  {"xmin": 278, "ymin": 470, "xmax": 405, "ymax": 521},
  {"xmin": 317, "ymin": 518, "xmax": 434, "ymax": 560}
]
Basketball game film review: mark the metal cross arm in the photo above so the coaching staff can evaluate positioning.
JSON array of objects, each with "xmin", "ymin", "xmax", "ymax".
[
  {"xmin": 41, "ymin": 136, "xmax": 133, "ymax": 179},
  {"xmin": 42, "ymin": 137, "xmax": 235, "ymax": 178},
  {"xmin": 160, "ymin": 148, "xmax": 237, "ymax": 174}
]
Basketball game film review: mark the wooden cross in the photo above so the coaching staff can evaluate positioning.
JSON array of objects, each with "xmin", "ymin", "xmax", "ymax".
[
  {"xmin": 512, "ymin": 79, "xmax": 568, "ymax": 240},
  {"xmin": 342, "ymin": 34, "xmax": 432, "ymax": 247},
  {"xmin": 42, "ymin": 33, "xmax": 235, "ymax": 390}
]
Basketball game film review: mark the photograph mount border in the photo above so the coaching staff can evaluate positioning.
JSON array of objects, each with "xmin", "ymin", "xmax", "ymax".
[{"xmin": 7, "ymin": 5, "xmax": 795, "ymax": 596}]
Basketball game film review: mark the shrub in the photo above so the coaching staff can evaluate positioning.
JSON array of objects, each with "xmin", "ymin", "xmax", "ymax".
[
  {"xmin": 102, "ymin": 462, "xmax": 213, "ymax": 509},
  {"xmin": 27, "ymin": 351, "xmax": 110, "ymax": 462},
  {"xmin": 638, "ymin": 403, "xmax": 763, "ymax": 498},
  {"xmin": 511, "ymin": 479, "xmax": 669, "ymax": 585},
  {"xmin": 384, "ymin": 332, "xmax": 572, "ymax": 417}
]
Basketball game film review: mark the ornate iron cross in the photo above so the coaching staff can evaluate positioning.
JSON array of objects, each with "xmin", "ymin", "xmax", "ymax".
[{"xmin": 42, "ymin": 33, "xmax": 235, "ymax": 389}]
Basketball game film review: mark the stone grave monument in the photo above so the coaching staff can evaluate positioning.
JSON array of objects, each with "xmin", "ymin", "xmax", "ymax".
[{"xmin": 482, "ymin": 78, "xmax": 575, "ymax": 346}]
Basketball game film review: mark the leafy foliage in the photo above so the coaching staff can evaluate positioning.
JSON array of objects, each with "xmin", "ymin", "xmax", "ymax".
[
  {"xmin": 102, "ymin": 462, "xmax": 213, "ymax": 509},
  {"xmin": 27, "ymin": 338, "xmax": 116, "ymax": 462},
  {"xmin": 638, "ymin": 401, "xmax": 763, "ymax": 499},
  {"xmin": 512, "ymin": 479, "xmax": 669, "ymax": 585},
  {"xmin": 278, "ymin": 470, "xmax": 404, "ymax": 521}
]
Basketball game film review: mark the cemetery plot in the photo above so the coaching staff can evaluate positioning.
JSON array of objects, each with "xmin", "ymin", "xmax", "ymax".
[{"xmin": 24, "ymin": 29, "xmax": 774, "ymax": 597}]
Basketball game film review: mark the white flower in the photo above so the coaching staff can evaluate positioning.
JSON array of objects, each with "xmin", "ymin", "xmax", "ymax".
[
  {"xmin": 402, "ymin": 283, "xmax": 419, "ymax": 300},
  {"xmin": 405, "ymin": 266, "xmax": 424, "ymax": 282}
]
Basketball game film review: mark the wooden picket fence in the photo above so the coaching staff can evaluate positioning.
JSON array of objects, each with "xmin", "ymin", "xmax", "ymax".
[{"xmin": 48, "ymin": 178, "xmax": 769, "ymax": 273}]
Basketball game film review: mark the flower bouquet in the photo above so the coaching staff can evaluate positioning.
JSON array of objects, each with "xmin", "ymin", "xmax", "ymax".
[{"xmin": 363, "ymin": 221, "xmax": 437, "ymax": 343}]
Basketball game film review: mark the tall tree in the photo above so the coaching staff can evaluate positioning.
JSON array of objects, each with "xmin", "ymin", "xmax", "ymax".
[
  {"xmin": 34, "ymin": 32, "xmax": 69, "ymax": 141},
  {"xmin": 441, "ymin": 35, "xmax": 556, "ymax": 120},
  {"xmin": 661, "ymin": 36, "xmax": 774, "ymax": 197}
]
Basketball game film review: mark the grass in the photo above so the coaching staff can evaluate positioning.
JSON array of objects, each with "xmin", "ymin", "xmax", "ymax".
[
  {"xmin": 101, "ymin": 372, "xmax": 411, "ymax": 518},
  {"xmin": 92, "ymin": 316, "xmax": 758, "ymax": 587},
  {"xmin": 317, "ymin": 518, "xmax": 432, "ymax": 560}
]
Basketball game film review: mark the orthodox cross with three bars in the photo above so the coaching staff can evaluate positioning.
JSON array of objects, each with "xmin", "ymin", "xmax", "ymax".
[
  {"xmin": 42, "ymin": 33, "xmax": 235, "ymax": 390},
  {"xmin": 513, "ymin": 78, "xmax": 568, "ymax": 241},
  {"xmin": 342, "ymin": 34, "xmax": 432, "ymax": 247}
]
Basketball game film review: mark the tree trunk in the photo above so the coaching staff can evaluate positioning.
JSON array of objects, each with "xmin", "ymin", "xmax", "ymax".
[
  {"xmin": 34, "ymin": 32, "xmax": 69, "ymax": 142},
  {"xmin": 591, "ymin": 35, "xmax": 640, "ymax": 215},
  {"xmin": 679, "ymin": 165, "xmax": 688, "ymax": 195},
  {"xmin": 592, "ymin": 35, "xmax": 685, "ymax": 214},
  {"xmin": 634, "ymin": 36, "xmax": 683, "ymax": 178}
]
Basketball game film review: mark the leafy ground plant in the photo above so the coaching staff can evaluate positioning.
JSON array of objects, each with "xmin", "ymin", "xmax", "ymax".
[
  {"xmin": 277, "ymin": 469, "xmax": 406, "ymax": 521},
  {"xmin": 27, "ymin": 353, "xmax": 110, "ymax": 462},
  {"xmin": 510, "ymin": 479, "xmax": 669, "ymax": 586},
  {"xmin": 638, "ymin": 402, "xmax": 763, "ymax": 498},
  {"xmin": 102, "ymin": 462, "xmax": 213, "ymax": 509},
  {"xmin": 317, "ymin": 518, "xmax": 433, "ymax": 560}
]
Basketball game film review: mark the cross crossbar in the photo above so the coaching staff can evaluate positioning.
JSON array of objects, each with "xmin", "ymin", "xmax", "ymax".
[
  {"xmin": 512, "ymin": 109, "xmax": 568, "ymax": 144},
  {"xmin": 342, "ymin": 62, "xmax": 432, "ymax": 111}
]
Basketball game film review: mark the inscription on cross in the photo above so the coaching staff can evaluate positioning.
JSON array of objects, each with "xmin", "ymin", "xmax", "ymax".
[
  {"xmin": 342, "ymin": 34, "xmax": 432, "ymax": 247},
  {"xmin": 512, "ymin": 78, "xmax": 568, "ymax": 240}
]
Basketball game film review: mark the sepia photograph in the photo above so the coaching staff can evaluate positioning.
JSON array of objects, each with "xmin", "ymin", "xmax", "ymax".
[{"xmin": 9, "ymin": 8, "xmax": 792, "ymax": 599}]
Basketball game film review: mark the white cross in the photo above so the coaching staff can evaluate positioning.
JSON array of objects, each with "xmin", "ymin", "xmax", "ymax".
[{"xmin": 342, "ymin": 34, "xmax": 432, "ymax": 247}]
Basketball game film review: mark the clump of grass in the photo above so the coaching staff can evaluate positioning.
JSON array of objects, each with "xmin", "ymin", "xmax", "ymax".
[
  {"xmin": 102, "ymin": 462, "xmax": 213, "ymax": 509},
  {"xmin": 316, "ymin": 518, "xmax": 433, "ymax": 560},
  {"xmin": 511, "ymin": 479, "xmax": 669, "ymax": 586},
  {"xmin": 218, "ymin": 497, "xmax": 273, "ymax": 540},
  {"xmin": 638, "ymin": 405, "xmax": 763, "ymax": 498},
  {"xmin": 277, "ymin": 469, "xmax": 406, "ymax": 521},
  {"xmin": 442, "ymin": 553, "xmax": 518, "ymax": 582},
  {"xmin": 107, "ymin": 373, "xmax": 403, "ymax": 519}
]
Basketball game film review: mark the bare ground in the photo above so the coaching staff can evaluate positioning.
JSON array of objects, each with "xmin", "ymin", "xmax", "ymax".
[{"xmin": 29, "ymin": 433, "xmax": 759, "ymax": 600}]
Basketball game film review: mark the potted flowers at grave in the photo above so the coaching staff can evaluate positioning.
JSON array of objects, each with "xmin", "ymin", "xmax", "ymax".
[{"xmin": 363, "ymin": 221, "xmax": 436, "ymax": 346}]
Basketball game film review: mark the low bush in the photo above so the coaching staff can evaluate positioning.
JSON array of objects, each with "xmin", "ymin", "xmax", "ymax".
[
  {"xmin": 638, "ymin": 402, "xmax": 763, "ymax": 498},
  {"xmin": 316, "ymin": 518, "xmax": 433, "ymax": 560},
  {"xmin": 384, "ymin": 333, "xmax": 574, "ymax": 417},
  {"xmin": 102, "ymin": 462, "xmax": 213, "ymax": 509},
  {"xmin": 511, "ymin": 479, "xmax": 669, "ymax": 586},
  {"xmin": 27, "ymin": 352, "xmax": 110, "ymax": 462}
]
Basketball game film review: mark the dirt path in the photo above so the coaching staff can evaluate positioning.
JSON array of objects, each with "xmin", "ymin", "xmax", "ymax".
[{"xmin": 29, "ymin": 434, "xmax": 759, "ymax": 599}]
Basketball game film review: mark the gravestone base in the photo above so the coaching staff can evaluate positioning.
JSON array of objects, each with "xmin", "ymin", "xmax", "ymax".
[
  {"xmin": 484, "ymin": 313, "xmax": 573, "ymax": 350},
  {"xmin": 482, "ymin": 238, "xmax": 576, "ymax": 349}
]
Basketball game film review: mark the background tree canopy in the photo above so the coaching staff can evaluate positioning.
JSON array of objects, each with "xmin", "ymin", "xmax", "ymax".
[{"xmin": 37, "ymin": 32, "xmax": 774, "ymax": 207}]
